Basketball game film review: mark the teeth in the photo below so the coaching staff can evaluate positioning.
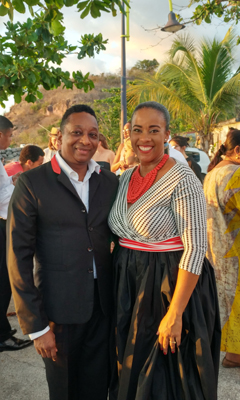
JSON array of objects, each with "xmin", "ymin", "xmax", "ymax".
[{"xmin": 139, "ymin": 146, "xmax": 152, "ymax": 151}]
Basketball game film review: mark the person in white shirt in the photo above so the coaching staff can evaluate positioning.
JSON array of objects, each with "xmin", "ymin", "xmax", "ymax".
[
  {"xmin": 0, "ymin": 115, "xmax": 32, "ymax": 352},
  {"xmin": 43, "ymin": 127, "xmax": 61, "ymax": 163},
  {"xmin": 7, "ymin": 105, "xmax": 119, "ymax": 400}
]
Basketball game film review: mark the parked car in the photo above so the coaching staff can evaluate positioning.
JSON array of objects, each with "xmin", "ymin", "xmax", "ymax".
[{"xmin": 185, "ymin": 147, "xmax": 210, "ymax": 179}]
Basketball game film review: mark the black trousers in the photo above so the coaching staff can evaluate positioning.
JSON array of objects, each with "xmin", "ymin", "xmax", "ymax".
[
  {"xmin": 0, "ymin": 219, "xmax": 12, "ymax": 342},
  {"xmin": 43, "ymin": 282, "xmax": 111, "ymax": 400}
]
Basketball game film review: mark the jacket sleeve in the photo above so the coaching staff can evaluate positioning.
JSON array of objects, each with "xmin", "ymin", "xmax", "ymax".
[{"xmin": 7, "ymin": 173, "xmax": 49, "ymax": 335}]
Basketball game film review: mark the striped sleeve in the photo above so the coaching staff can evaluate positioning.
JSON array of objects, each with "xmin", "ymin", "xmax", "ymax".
[{"xmin": 171, "ymin": 174, "xmax": 207, "ymax": 275}]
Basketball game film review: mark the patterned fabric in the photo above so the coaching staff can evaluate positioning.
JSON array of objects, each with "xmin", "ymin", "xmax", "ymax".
[
  {"xmin": 204, "ymin": 164, "xmax": 240, "ymax": 354},
  {"xmin": 109, "ymin": 162, "xmax": 207, "ymax": 275}
]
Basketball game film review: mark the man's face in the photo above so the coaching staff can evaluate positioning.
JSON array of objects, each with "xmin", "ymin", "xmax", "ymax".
[
  {"xmin": 0, "ymin": 128, "xmax": 13, "ymax": 150},
  {"xmin": 58, "ymin": 112, "xmax": 99, "ymax": 168}
]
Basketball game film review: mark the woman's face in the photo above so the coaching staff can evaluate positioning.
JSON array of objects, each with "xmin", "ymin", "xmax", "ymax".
[
  {"xmin": 131, "ymin": 107, "xmax": 170, "ymax": 166},
  {"xmin": 169, "ymin": 140, "xmax": 185, "ymax": 155},
  {"xmin": 51, "ymin": 136, "xmax": 61, "ymax": 150}
]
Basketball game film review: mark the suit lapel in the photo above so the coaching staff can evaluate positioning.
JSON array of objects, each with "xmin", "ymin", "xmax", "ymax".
[
  {"xmin": 57, "ymin": 171, "xmax": 80, "ymax": 201},
  {"xmin": 89, "ymin": 171, "xmax": 100, "ymax": 207}
]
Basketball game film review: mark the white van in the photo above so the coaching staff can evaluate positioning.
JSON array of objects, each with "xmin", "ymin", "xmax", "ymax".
[{"xmin": 185, "ymin": 147, "xmax": 210, "ymax": 178}]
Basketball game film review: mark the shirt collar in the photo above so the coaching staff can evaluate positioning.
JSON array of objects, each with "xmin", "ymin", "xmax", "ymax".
[{"xmin": 55, "ymin": 151, "xmax": 100, "ymax": 182}]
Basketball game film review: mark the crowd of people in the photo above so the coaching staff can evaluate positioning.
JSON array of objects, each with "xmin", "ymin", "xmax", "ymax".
[{"xmin": 0, "ymin": 102, "xmax": 239, "ymax": 400}]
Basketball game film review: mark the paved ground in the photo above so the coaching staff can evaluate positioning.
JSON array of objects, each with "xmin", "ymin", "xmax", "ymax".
[{"xmin": 1, "ymin": 300, "xmax": 240, "ymax": 400}]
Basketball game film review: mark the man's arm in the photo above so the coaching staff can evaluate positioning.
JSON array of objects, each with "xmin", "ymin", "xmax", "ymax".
[
  {"xmin": 7, "ymin": 173, "xmax": 49, "ymax": 334},
  {"xmin": 7, "ymin": 174, "xmax": 58, "ymax": 360}
]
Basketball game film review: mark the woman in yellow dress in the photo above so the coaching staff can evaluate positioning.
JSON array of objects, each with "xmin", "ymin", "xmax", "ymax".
[{"xmin": 204, "ymin": 129, "xmax": 240, "ymax": 367}]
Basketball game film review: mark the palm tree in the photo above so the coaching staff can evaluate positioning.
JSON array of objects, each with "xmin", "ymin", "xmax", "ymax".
[{"xmin": 127, "ymin": 29, "xmax": 240, "ymax": 150}]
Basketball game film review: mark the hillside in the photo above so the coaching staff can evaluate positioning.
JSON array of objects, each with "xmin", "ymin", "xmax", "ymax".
[{"xmin": 5, "ymin": 74, "xmax": 121, "ymax": 148}]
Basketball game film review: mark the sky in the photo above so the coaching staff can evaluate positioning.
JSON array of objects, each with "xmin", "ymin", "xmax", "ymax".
[{"xmin": 1, "ymin": 0, "xmax": 240, "ymax": 114}]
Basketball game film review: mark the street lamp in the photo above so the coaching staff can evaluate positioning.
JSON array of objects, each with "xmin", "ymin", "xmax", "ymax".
[
  {"xmin": 161, "ymin": 0, "xmax": 185, "ymax": 32},
  {"xmin": 120, "ymin": 1, "xmax": 130, "ymax": 141}
]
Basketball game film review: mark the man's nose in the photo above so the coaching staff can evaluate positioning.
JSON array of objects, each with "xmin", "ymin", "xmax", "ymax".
[{"xmin": 80, "ymin": 133, "xmax": 91, "ymax": 145}]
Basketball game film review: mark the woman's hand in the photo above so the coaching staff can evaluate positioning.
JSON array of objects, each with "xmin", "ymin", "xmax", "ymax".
[{"xmin": 157, "ymin": 310, "xmax": 182, "ymax": 355}]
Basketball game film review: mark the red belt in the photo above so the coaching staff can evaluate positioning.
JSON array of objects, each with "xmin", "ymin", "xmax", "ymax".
[{"xmin": 119, "ymin": 237, "xmax": 184, "ymax": 252}]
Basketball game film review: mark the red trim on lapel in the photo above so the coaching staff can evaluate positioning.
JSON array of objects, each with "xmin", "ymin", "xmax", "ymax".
[
  {"xmin": 99, "ymin": 169, "xmax": 101, "ymax": 173},
  {"xmin": 51, "ymin": 155, "xmax": 61, "ymax": 174}
]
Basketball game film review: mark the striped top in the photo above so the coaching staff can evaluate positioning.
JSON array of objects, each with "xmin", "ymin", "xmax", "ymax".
[{"xmin": 108, "ymin": 161, "xmax": 207, "ymax": 275}]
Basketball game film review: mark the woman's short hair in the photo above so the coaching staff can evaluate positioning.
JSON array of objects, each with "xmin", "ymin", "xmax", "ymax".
[
  {"xmin": 131, "ymin": 101, "xmax": 170, "ymax": 131},
  {"xmin": 208, "ymin": 129, "xmax": 240, "ymax": 172},
  {"xmin": 99, "ymin": 133, "xmax": 109, "ymax": 150},
  {"xmin": 170, "ymin": 136, "xmax": 189, "ymax": 148}
]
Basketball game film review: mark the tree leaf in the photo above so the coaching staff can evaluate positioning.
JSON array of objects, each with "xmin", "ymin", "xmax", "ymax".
[
  {"xmin": 0, "ymin": 5, "xmax": 8, "ymax": 16},
  {"xmin": 12, "ymin": 0, "xmax": 26, "ymax": 13},
  {"xmin": 80, "ymin": 2, "xmax": 91, "ymax": 18},
  {"xmin": 51, "ymin": 19, "xmax": 65, "ymax": 36},
  {"xmin": 14, "ymin": 91, "xmax": 22, "ymax": 103},
  {"xmin": 77, "ymin": 1, "xmax": 89, "ymax": 11}
]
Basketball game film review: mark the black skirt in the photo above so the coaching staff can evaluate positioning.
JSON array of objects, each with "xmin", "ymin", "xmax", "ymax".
[{"xmin": 111, "ymin": 246, "xmax": 221, "ymax": 400}]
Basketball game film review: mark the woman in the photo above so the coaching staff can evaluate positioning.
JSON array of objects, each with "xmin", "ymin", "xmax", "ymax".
[
  {"xmin": 108, "ymin": 101, "xmax": 220, "ymax": 400},
  {"xmin": 43, "ymin": 127, "xmax": 61, "ymax": 163},
  {"xmin": 111, "ymin": 122, "xmax": 133, "ymax": 174},
  {"xmin": 92, "ymin": 133, "xmax": 115, "ymax": 170},
  {"xmin": 169, "ymin": 135, "xmax": 203, "ymax": 182},
  {"xmin": 204, "ymin": 129, "xmax": 240, "ymax": 368}
]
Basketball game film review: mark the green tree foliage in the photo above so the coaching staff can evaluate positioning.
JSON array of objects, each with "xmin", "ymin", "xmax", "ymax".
[
  {"xmin": 94, "ymin": 87, "xmax": 132, "ymax": 151},
  {"xmin": 188, "ymin": 0, "xmax": 240, "ymax": 43},
  {"xmin": 0, "ymin": 0, "xmax": 129, "ymax": 107},
  {"xmin": 133, "ymin": 59, "xmax": 159, "ymax": 73},
  {"xmin": 127, "ymin": 29, "xmax": 240, "ymax": 151},
  {"xmin": 128, "ymin": 59, "xmax": 159, "ymax": 78}
]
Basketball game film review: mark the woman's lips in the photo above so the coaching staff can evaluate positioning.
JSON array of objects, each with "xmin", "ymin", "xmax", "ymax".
[{"xmin": 138, "ymin": 146, "xmax": 153, "ymax": 153}]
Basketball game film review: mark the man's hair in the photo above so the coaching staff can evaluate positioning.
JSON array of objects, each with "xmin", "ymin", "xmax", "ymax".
[
  {"xmin": 60, "ymin": 105, "xmax": 97, "ymax": 132},
  {"xmin": 131, "ymin": 101, "xmax": 170, "ymax": 131},
  {"xmin": 19, "ymin": 145, "xmax": 44, "ymax": 166},
  {"xmin": 0, "ymin": 116, "xmax": 13, "ymax": 132}
]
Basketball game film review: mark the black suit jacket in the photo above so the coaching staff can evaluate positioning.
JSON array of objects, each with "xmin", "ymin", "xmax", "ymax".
[{"xmin": 7, "ymin": 158, "xmax": 118, "ymax": 335}]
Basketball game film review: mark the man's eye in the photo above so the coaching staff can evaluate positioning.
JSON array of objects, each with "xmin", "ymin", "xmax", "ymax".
[
  {"xmin": 72, "ymin": 131, "xmax": 81, "ymax": 135},
  {"xmin": 89, "ymin": 133, "xmax": 98, "ymax": 138}
]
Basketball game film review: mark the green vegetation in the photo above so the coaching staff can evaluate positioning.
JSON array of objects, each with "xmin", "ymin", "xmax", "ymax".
[
  {"xmin": 127, "ymin": 29, "xmax": 240, "ymax": 151},
  {"xmin": 0, "ymin": 0, "xmax": 128, "ymax": 107}
]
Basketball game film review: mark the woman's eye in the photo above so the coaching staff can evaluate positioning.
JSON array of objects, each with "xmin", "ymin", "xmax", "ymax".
[
  {"xmin": 149, "ymin": 129, "xmax": 159, "ymax": 134},
  {"xmin": 133, "ymin": 128, "xmax": 140, "ymax": 133}
]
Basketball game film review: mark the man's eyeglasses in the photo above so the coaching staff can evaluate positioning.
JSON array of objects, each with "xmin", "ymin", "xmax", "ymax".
[{"xmin": 123, "ymin": 129, "xmax": 131, "ymax": 133}]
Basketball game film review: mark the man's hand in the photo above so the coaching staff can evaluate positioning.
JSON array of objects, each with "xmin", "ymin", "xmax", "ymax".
[
  {"xmin": 34, "ymin": 330, "xmax": 58, "ymax": 361},
  {"xmin": 12, "ymin": 172, "xmax": 22, "ymax": 186}
]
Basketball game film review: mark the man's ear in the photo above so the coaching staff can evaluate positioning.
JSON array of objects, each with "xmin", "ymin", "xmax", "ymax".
[
  {"xmin": 25, "ymin": 160, "xmax": 33, "ymax": 170},
  {"xmin": 57, "ymin": 131, "xmax": 63, "ymax": 146}
]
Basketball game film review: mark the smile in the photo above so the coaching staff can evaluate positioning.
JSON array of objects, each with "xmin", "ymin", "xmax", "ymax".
[{"xmin": 138, "ymin": 146, "xmax": 153, "ymax": 153}]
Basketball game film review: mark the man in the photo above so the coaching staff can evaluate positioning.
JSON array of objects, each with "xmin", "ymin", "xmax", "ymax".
[
  {"xmin": 0, "ymin": 115, "xmax": 32, "ymax": 351},
  {"xmin": 5, "ymin": 145, "xmax": 44, "ymax": 176},
  {"xmin": 7, "ymin": 105, "xmax": 119, "ymax": 400}
]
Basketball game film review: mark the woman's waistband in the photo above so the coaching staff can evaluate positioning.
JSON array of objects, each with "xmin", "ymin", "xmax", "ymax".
[{"xmin": 119, "ymin": 237, "xmax": 184, "ymax": 252}]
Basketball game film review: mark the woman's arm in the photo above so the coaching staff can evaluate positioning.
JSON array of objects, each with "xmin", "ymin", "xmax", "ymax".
[
  {"xmin": 158, "ymin": 269, "xmax": 199, "ymax": 354},
  {"xmin": 158, "ymin": 174, "xmax": 207, "ymax": 354},
  {"xmin": 111, "ymin": 143, "xmax": 124, "ymax": 172}
]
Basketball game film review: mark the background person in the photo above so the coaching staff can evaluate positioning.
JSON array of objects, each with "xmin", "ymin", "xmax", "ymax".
[
  {"xmin": 92, "ymin": 133, "xmax": 115, "ymax": 170},
  {"xmin": 108, "ymin": 101, "xmax": 220, "ymax": 400},
  {"xmin": 111, "ymin": 121, "xmax": 132, "ymax": 174},
  {"xmin": 169, "ymin": 135, "xmax": 203, "ymax": 182},
  {"xmin": 5, "ymin": 145, "xmax": 44, "ymax": 176},
  {"xmin": 0, "ymin": 115, "xmax": 32, "ymax": 352},
  {"xmin": 204, "ymin": 129, "xmax": 240, "ymax": 368},
  {"xmin": 7, "ymin": 105, "xmax": 119, "ymax": 400},
  {"xmin": 43, "ymin": 127, "xmax": 61, "ymax": 163}
]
